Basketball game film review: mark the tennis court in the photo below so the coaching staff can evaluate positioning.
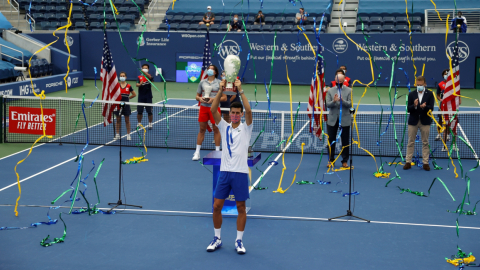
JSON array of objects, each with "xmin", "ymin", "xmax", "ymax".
[{"xmin": 1, "ymin": 96, "xmax": 479, "ymax": 269}]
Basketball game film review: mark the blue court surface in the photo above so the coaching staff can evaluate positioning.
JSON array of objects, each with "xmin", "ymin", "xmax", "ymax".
[{"xmin": 0, "ymin": 99, "xmax": 479, "ymax": 269}]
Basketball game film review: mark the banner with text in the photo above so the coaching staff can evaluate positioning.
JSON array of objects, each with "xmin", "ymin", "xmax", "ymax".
[
  {"xmin": 79, "ymin": 31, "xmax": 478, "ymax": 88},
  {"xmin": 9, "ymin": 106, "xmax": 56, "ymax": 135}
]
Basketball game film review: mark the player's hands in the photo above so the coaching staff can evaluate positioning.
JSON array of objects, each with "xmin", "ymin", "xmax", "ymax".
[
  {"xmin": 414, "ymin": 98, "xmax": 419, "ymax": 107},
  {"xmin": 207, "ymin": 98, "xmax": 214, "ymax": 104},
  {"xmin": 199, "ymin": 97, "xmax": 206, "ymax": 103},
  {"xmin": 219, "ymin": 79, "xmax": 226, "ymax": 88},
  {"xmin": 234, "ymin": 79, "xmax": 242, "ymax": 89},
  {"xmin": 420, "ymin": 102, "xmax": 426, "ymax": 109},
  {"xmin": 334, "ymin": 94, "xmax": 340, "ymax": 102}
]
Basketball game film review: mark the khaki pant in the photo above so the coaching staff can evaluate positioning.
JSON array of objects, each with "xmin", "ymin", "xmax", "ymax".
[{"xmin": 406, "ymin": 121, "xmax": 430, "ymax": 164}]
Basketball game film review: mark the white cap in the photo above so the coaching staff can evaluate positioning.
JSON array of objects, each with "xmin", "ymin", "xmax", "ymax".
[{"xmin": 207, "ymin": 6, "xmax": 211, "ymax": 9}]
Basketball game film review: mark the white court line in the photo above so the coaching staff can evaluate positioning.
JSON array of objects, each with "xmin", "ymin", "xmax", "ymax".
[
  {"xmin": 249, "ymin": 120, "xmax": 310, "ymax": 192},
  {"xmin": 0, "ymin": 98, "xmax": 168, "ymax": 162},
  {"xmin": 0, "ymin": 102, "xmax": 197, "ymax": 192},
  {"xmin": 3, "ymin": 205, "xmax": 480, "ymax": 231}
]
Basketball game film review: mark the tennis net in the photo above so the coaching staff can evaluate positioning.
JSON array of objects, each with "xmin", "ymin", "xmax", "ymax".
[{"xmin": 2, "ymin": 95, "xmax": 479, "ymax": 159}]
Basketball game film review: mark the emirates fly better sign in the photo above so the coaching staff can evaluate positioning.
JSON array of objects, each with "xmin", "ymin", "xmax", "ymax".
[{"xmin": 9, "ymin": 107, "xmax": 56, "ymax": 135}]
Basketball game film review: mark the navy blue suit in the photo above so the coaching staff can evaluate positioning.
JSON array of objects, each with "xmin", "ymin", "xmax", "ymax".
[{"xmin": 407, "ymin": 89, "xmax": 435, "ymax": 126}]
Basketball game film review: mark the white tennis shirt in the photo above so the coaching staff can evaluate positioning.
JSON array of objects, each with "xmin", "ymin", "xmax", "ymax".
[{"xmin": 216, "ymin": 118, "xmax": 253, "ymax": 174}]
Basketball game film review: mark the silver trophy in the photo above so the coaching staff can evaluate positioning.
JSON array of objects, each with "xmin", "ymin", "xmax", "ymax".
[
  {"xmin": 223, "ymin": 55, "xmax": 241, "ymax": 96},
  {"xmin": 203, "ymin": 84, "xmax": 213, "ymax": 102}
]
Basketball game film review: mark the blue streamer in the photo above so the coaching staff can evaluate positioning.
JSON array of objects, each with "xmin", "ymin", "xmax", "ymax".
[
  {"xmin": 317, "ymin": 180, "xmax": 331, "ymax": 184},
  {"xmin": 226, "ymin": 126, "xmax": 233, "ymax": 157},
  {"xmin": 342, "ymin": 191, "xmax": 360, "ymax": 197}
]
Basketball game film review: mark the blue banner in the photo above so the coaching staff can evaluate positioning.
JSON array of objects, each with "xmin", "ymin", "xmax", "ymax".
[
  {"xmin": 0, "ymin": 71, "xmax": 83, "ymax": 96},
  {"xmin": 46, "ymin": 31, "xmax": 480, "ymax": 89}
]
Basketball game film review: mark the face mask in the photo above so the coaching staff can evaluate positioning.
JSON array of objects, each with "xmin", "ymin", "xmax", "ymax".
[
  {"xmin": 142, "ymin": 69, "xmax": 148, "ymax": 73},
  {"xmin": 230, "ymin": 114, "xmax": 241, "ymax": 123},
  {"xmin": 119, "ymin": 77, "xmax": 126, "ymax": 82},
  {"xmin": 338, "ymin": 82, "xmax": 343, "ymax": 88},
  {"xmin": 221, "ymin": 76, "xmax": 226, "ymax": 80},
  {"xmin": 207, "ymin": 9, "xmax": 211, "ymax": 12},
  {"xmin": 444, "ymin": 75, "xmax": 448, "ymax": 80},
  {"xmin": 206, "ymin": 69, "xmax": 214, "ymax": 76},
  {"xmin": 417, "ymin": 85, "xmax": 424, "ymax": 92},
  {"xmin": 234, "ymin": 18, "xmax": 238, "ymax": 21}
]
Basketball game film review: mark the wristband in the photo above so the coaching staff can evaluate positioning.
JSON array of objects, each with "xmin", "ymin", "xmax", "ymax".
[{"xmin": 239, "ymin": 90, "xmax": 244, "ymax": 95}]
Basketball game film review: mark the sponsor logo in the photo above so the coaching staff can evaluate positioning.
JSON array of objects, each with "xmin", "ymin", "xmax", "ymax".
[
  {"xmin": 64, "ymin": 35, "xmax": 74, "ymax": 46},
  {"xmin": 447, "ymin": 40, "xmax": 469, "ymax": 63},
  {"xmin": 9, "ymin": 106, "xmax": 56, "ymax": 135},
  {"xmin": 178, "ymin": 56, "xmax": 203, "ymax": 60},
  {"xmin": 218, "ymin": 40, "xmax": 240, "ymax": 59},
  {"xmin": 46, "ymin": 81, "xmax": 63, "ymax": 88},
  {"xmin": 185, "ymin": 63, "xmax": 201, "ymax": 82},
  {"xmin": 67, "ymin": 76, "xmax": 71, "ymax": 87},
  {"xmin": 332, "ymin": 38, "xmax": 348, "ymax": 53},
  {"xmin": 0, "ymin": 89, "xmax": 13, "ymax": 95},
  {"xmin": 19, "ymin": 83, "xmax": 38, "ymax": 96}
]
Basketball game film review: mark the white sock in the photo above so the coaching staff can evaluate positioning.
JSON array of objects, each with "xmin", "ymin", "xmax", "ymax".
[
  {"xmin": 195, "ymin": 145, "xmax": 201, "ymax": 153},
  {"xmin": 215, "ymin": 146, "xmax": 220, "ymax": 151},
  {"xmin": 214, "ymin": 228, "xmax": 221, "ymax": 239},
  {"xmin": 236, "ymin": 230, "xmax": 244, "ymax": 241}
]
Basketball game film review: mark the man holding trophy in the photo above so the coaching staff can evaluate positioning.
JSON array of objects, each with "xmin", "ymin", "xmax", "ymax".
[
  {"xmin": 193, "ymin": 65, "xmax": 227, "ymax": 161},
  {"xmin": 206, "ymin": 55, "xmax": 253, "ymax": 254}
]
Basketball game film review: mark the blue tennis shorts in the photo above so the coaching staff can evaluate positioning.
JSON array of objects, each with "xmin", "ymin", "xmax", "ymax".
[{"xmin": 214, "ymin": 171, "xmax": 249, "ymax": 202}]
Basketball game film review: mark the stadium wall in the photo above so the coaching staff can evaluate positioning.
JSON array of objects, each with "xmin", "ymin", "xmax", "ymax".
[
  {"xmin": 0, "ymin": 71, "xmax": 83, "ymax": 96},
  {"xmin": 31, "ymin": 31, "xmax": 480, "ymax": 88}
]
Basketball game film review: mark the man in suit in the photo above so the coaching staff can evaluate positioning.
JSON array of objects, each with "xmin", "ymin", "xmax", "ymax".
[
  {"xmin": 325, "ymin": 71, "xmax": 352, "ymax": 168},
  {"xmin": 404, "ymin": 76, "xmax": 435, "ymax": 171}
]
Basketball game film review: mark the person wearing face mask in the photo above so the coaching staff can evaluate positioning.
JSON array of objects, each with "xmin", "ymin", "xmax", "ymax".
[
  {"xmin": 404, "ymin": 76, "xmax": 435, "ymax": 171},
  {"xmin": 199, "ymin": 6, "xmax": 216, "ymax": 25},
  {"xmin": 207, "ymin": 78, "xmax": 252, "ymax": 254},
  {"xmin": 451, "ymin": 11, "xmax": 467, "ymax": 33},
  {"xmin": 254, "ymin": 10, "xmax": 265, "ymax": 25},
  {"xmin": 325, "ymin": 71, "xmax": 352, "ymax": 168},
  {"xmin": 193, "ymin": 65, "xmax": 227, "ymax": 161},
  {"xmin": 228, "ymin": 15, "xmax": 242, "ymax": 32},
  {"xmin": 136, "ymin": 64, "xmax": 154, "ymax": 130},
  {"xmin": 295, "ymin": 8, "xmax": 307, "ymax": 25},
  {"xmin": 114, "ymin": 72, "xmax": 136, "ymax": 141},
  {"xmin": 329, "ymin": 69, "xmax": 349, "ymax": 88}
]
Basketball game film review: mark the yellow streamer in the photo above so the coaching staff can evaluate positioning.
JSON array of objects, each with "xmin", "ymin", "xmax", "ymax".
[
  {"xmin": 123, "ymin": 124, "xmax": 149, "ymax": 164},
  {"xmin": 63, "ymin": 3, "xmax": 73, "ymax": 93},
  {"xmin": 421, "ymin": 63, "xmax": 425, "ymax": 76},
  {"xmin": 274, "ymin": 51, "xmax": 295, "ymax": 194},
  {"xmin": 405, "ymin": 0, "xmax": 418, "ymax": 86},
  {"xmin": 172, "ymin": 0, "xmax": 176, "ymax": 10},
  {"xmin": 447, "ymin": 255, "xmax": 476, "ymax": 267},
  {"xmin": 336, "ymin": 0, "xmax": 390, "ymax": 178},
  {"xmin": 14, "ymin": 14, "xmax": 74, "ymax": 216},
  {"xmin": 111, "ymin": 1, "xmax": 119, "ymax": 15},
  {"xmin": 430, "ymin": 0, "xmax": 442, "ymax": 21},
  {"xmin": 281, "ymin": 143, "xmax": 306, "ymax": 193}
]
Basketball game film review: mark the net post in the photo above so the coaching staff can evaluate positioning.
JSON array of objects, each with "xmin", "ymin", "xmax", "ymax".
[{"xmin": 281, "ymin": 111, "xmax": 285, "ymax": 150}]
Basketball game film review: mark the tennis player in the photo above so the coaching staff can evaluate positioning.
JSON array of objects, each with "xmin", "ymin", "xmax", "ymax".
[
  {"xmin": 114, "ymin": 71, "xmax": 136, "ymax": 141},
  {"xmin": 193, "ymin": 65, "xmax": 227, "ymax": 161},
  {"xmin": 206, "ymin": 79, "xmax": 253, "ymax": 254}
]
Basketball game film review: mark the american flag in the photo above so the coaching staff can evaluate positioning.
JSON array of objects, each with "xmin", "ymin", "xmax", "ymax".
[
  {"xmin": 443, "ymin": 40, "xmax": 461, "ymax": 134},
  {"xmin": 100, "ymin": 31, "xmax": 121, "ymax": 127},
  {"xmin": 307, "ymin": 45, "xmax": 326, "ymax": 139},
  {"xmin": 200, "ymin": 30, "xmax": 211, "ymax": 80}
]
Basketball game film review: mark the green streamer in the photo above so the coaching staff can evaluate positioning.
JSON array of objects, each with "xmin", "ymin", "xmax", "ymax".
[
  {"xmin": 296, "ymin": 180, "xmax": 315, "ymax": 185},
  {"xmin": 397, "ymin": 177, "xmax": 455, "ymax": 200},
  {"xmin": 385, "ymin": 169, "xmax": 401, "ymax": 187},
  {"xmin": 40, "ymin": 213, "xmax": 66, "ymax": 247},
  {"xmin": 254, "ymin": 166, "xmax": 268, "ymax": 190},
  {"xmin": 198, "ymin": 161, "xmax": 213, "ymax": 174},
  {"xmin": 448, "ymin": 200, "xmax": 480, "ymax": 215}
]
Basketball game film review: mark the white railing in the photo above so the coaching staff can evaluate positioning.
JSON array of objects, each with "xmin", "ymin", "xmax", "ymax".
[
  {"xmin": 137, "ymin": 0, "xmax": 161, "ymax": 30},
  {"xmin": 425, "ymin": 8, "xmax": 480, "ymax": 33},
  {"xmin": 25, "ymin": 13, "xmax": 35, "ymax": 31},
  {"xmin": 0, "ymin": 43, "xmax": 24, "ymax": 67},
  {"xmin": 2, "ymin": 0, "xmax": 20, "ymax": 28}
]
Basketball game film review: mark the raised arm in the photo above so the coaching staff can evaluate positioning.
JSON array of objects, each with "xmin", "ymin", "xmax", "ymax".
[
  {"xmin": 211, "ymin": 81, "xmax": 224, "ymax": 125},
  {"xmin": 236, "ymin": 79, "xmax": 252, "ymax": 126}
]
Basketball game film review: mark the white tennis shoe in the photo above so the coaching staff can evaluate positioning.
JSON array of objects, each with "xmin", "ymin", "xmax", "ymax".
[
  {"xmin": 192, "ymin": 152, "xmax": 200, "ymax": 161},
  {"xmin": 126, "ymin": 134, "xmax": 131, "ymax": 141},
  {"xmin": 114, "ymin": 134, "xmax": 120, "ymax": 140},
  {"xmin": 235, "ymin": 239, "xmax": 246, "ymax": 254},
  {"xmin": 148, "ymin": 122, "xmax": 153, "ymax": 130},
  {"xmin": 206, "ymin": 236, "xmax": 222, "ymax": 252}
]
